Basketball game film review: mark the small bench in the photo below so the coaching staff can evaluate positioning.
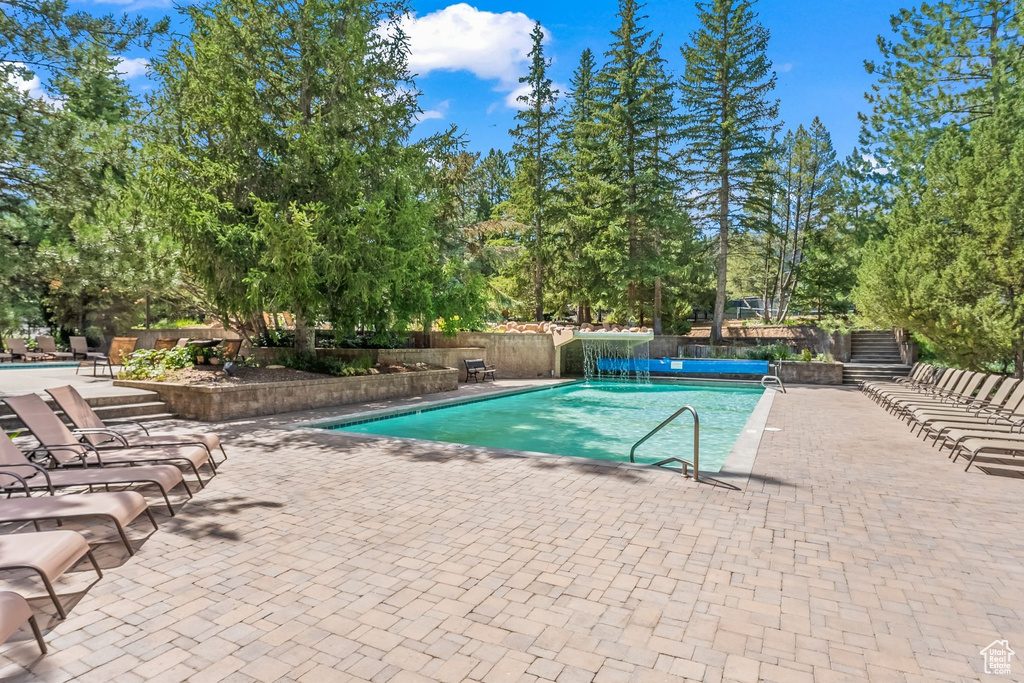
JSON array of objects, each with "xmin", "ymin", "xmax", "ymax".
[{"xmin": 464, "ymin": 359, "xmax": 496, "ymax": 383}]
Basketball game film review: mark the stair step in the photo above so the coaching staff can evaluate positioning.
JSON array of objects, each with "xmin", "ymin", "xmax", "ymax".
[{"xmin": 91, "ymin": 401, "xmax": 170, "ymax": 419}]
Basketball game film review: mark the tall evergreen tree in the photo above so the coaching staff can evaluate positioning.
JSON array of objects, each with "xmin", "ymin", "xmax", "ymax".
[
  {"xmin": 594, "ymin": 0, "xmax": 691, "ymax": 326},
  {"xmin": 551, "ymin": 48, "xmax": 605, "ymax": 322},
  {"xmin": 507, "ymin": 22, "xmax": 559, "ymax": 321},
  {"xmin": 151, "ymin": 0, "xmax": 442, "ymax": 351},
  {"xmin": 861, "ymin": 0, "xmax": 1021, "ymax": 184},
  {"xmin": 679, "ymin": 0, "xmax": 779, "ymax": 342}
]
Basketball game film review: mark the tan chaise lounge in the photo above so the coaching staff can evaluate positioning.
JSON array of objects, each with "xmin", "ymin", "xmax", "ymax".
[
  {"xmin": 34, "ymin": 336, "xmax": 74, "ymax": 361},
  {"xmin": 1, "ymin": 432, "xmax": 189, "ymax": 515},
  {"xmin": 0, "ymin": 531, "xmax": 101, "ymax": 619},
  {"xmin": 0, "ymin": 591, "xmax": 47, "ymax": 654},
  {"xmin": 46, "ymin": 385, "xmax": 226, "ymax": 464},
  {"xmin": 0, "ymin": 473, "xmax": 156, "ymax": 556},
  {"xmin": 3, "ymin": 339, "xmax": 49, "ymax": 362},
  {"xmin": 4, "ymin": 394, "xmax": 215, "ymax": 487}
]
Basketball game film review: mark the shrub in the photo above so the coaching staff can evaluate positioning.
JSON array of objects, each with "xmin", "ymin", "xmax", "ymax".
[
  {"xmin": 118, "ymin": 347, "xmax": 194, "ymax": 381},
  {"xmin": 276, "ymin": 351, "xmax": 375, "ymax": 377},
  {"xmin": 800, "ymin": 348, "xmax": 813, "ymax": 362},
  {"xmin": 745, "ymin": 342, "xmax": 793, "ymax": 361}
]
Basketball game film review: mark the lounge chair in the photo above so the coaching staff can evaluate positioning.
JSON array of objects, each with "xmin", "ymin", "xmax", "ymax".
[
  {"xmin": 862, "ymin": 362, "xmax": 930, "ymax": 396},
  {"xmin": 3, "ymin": 394, "xmax": 215, "ymax": 488},
  {"xmin": 878, "ymin": 369, "xmax": 967, "ymax": 410},
  {"xmin": 3, "ymin": 339, "xmax": 49, "ymax": 362},
  {"xmin": 871, "ymin": 367, "xmax": 956, "ymax": 406},
  {"xmin": 902, "ymin": 373, "xmax": 1001, "ymax": 425},
  {"xmin": 75, "ymin": 337, "xmax": 137, "ymax": 378},
  {"xmin": 1, "ymin": 432, "xmax": 189, "ymax": 514},
  {"xmin": 69, "ymin": 336, "xmax": 102, "ymax": 361},
  {"xmin": 34, "ymin": 336, "xmax": 74, "ymax": 361},
  {"xmin": 220, "ymin": 339, "xmax": 242, "ymax": 361},
  {"xmin": 46, "ymin": 385, "xmax": 226, "ymax": 464},
  {"xmin": 0, "ymin": 530, "xmax": 101, "ymax": 619},
  {"xmin": 153, "ymin": 338, "xmax": 178, "ymax": 351},
  {"xmin": 912, "ymin": 379, "xmax": 1024, "ymax": 440},
  {"xmin": 0, "ymin": 471, "xmax": 156, "ymax": 555},
  {"xmin": 175, "ymin": 338, "xmax": 189, "ymax": 348},
  {"xmin": 884, "ymin": 370, "xmax": 975, "ymax": 415},
  {"xmin": 0, "ymin": 346, "xmax": 11, "ymax": 363},
  {"xmin": 0, "ymin": 591, "xmax": 47, "ymax": 654},
  {"xmin": 951, "ymin": 435, "xmax": 1024, "ymax": 472},
  {"xmin": 464, "ymin": 359, "xmax": 496, "ymax": 383}
]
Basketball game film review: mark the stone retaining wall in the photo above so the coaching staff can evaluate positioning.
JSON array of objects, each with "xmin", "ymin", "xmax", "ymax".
[
  {"xmin": 252, "ymin": 347, "xmax": 485, "ymax": 382},
  {"xmin": 114, "ymin": 368, "xmax": 458, "ymax": 421},
  {"xmin": 776, "ymin": 361, "xmax": 844, "ymax": 385}
]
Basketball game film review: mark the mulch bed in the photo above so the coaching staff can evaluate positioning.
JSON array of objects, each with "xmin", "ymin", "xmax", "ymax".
[{"xmin": 164, "ymin": 362, "xmax": 443, "ymax": 386}]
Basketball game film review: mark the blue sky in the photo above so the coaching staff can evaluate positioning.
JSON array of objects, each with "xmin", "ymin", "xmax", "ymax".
[{"xmin": 84, "ymin": 0, "xmax": 907, "ymax": 158}]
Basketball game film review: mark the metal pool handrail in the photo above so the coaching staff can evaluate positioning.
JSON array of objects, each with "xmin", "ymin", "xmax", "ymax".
[{"xmin": 629, "ymin": 405, "xmax": 700, "ymax": 481}]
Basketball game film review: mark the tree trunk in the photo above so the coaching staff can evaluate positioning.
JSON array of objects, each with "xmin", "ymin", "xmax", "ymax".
[
  {"xmin": 712, "ymin": 170, "xmax": 729, "ymax": 343},
  {"xmin": 533, "ymin": 228, "xmax": 544, "ymax": 322},
  {"xmin": 653, "ymin": 277, "xmax": 662, "ymax": 335},
  {"xmin": 294, "ymin": 315, "xmax": 315, "ymax": 354}
]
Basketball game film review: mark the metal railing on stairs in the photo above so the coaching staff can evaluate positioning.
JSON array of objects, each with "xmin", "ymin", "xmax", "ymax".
[{"xmin": 629, "ymin": 406, "xmax": 700, "ymax": 480}]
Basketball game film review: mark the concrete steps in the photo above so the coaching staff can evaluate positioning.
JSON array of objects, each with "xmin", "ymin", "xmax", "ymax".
[
  {"xmin": 1, "ymin": 391, "xmax": 175, "ymax": 433},
  {"xmin": 845, "ymin": 330, "xmax": 912, "ymax": 384}
]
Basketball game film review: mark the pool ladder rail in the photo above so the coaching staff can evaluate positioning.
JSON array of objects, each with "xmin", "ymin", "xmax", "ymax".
[
  {"xmin": 629, "ymin": 405, "xmax": 700, "ymax": 481},
  {"xmin": 761, "ymin": 362, "xmax": 787, "ymax": 392}
]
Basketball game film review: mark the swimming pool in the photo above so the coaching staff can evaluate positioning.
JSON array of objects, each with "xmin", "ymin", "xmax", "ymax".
[{"xmin": 321, "ymin": 381, "xmax": 766, "ymax": 473}]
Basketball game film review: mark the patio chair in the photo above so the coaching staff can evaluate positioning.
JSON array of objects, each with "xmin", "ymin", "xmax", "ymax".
[
  {"xmin": 0, "ymin": 530, "xmax": 101, "ymax": 619},
  {"xmin": 69, "ymin": 337, "xmax": 103, "ymax": 361},
  {"xmin": 219, "ymin": 339, "xmax": 242, "ymax": 362},
  {"xmin": 3, "ymin": 339, "xmax": 49, "ymax": 362},
  {"xmin": 0, "ymin": 345, "xmax": 12, "ymax": 363},
  {"xmin": 76, "ymin": 337, "xmax": 138, "ymax": 378},
  {"xmin": 910, "ymin": 377, "xmax": 1022, "ymax": 433},
  {"xmin": 918, "ymin": 381, "xmax": 1024, "ymax": 445},
  {"xmin": 175, "ymin": 338, "xmax": 189, "ymax": 348},
  {"xmin": 951, "ymin": 434, "xmax": 1024, "ymax": 472},
  {"xmin": 3, "ymin": 393, "xmax": 215, "ymax": 488},
  {"xmin": 899, "ymin": 373, "xmax": 997, "ymax": 423},
  {"xmin": 888, "ymin": 371, "xmax": 982, "ymax": 417},
  {"xmin": 153, "ymin": 338, "xmax": 178, "ymax": 351},
  {"xmin": 875, "ymin": 369, "xmax": 963, "ymax": 409},
  {"xmin": 1, "ymin": 431, "xmax": 189, "ymax": 515},
  {"xmin": 34, "ymin": 336, "xmax": 74, "ymax": 361},
  {"xmin": 0, "ymin": 480, "xmax": 156, "ymax": 556},
  {"xmin": 0, "ymin": 591, "xmax": 47, "ymax": 654},
  {"xmin": 46, "ymin": 385, "xmax": 226, "ymax": 464},
  {"xmin": 464, "ymin": 359, "xmax": 496, "ymax": 383}
]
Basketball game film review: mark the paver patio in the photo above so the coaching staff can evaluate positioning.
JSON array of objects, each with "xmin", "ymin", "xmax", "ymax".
[{"xmin": 1, "ymin": 384, "xmax": 1023, "ymax": 682}]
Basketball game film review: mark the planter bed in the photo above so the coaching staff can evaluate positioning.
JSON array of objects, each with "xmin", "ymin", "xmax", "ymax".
[{"xmin": 115, "ymin": 367, "xmax": 459, "ymax": 421}]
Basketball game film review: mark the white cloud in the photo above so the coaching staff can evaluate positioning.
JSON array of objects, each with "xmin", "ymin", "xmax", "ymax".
[
  {"xmin": 116, "ymin": 57, "xmax": 149, "ymax": 79},
  {"xmin": 5, "ymin": 63, "xmax": 58, "ymax": 106},
  {"xmin": 777, "ymin": 62, "xmax": 794, "ymax": 73},
  {"xmin": 417, "ymin": 99, "xmax": 451, "ymax": 123},
  {"xmin": 399, "ymin": 3, "xmax": 548, "ymax": 109}
]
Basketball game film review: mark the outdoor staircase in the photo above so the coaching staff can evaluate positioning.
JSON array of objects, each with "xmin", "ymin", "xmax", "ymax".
[
  {"xmin": 842, "ymin": 330, "xmax": 913, "ymax": 385},
  {"xmin": 1, "ymin": 390, "xmax": 175, "ymax": 433}
]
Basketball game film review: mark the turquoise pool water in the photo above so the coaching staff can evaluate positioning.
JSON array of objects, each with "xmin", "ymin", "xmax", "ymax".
[{"xmin": 326, "ymin": 381, "xmax": 764, "ymax": 472}]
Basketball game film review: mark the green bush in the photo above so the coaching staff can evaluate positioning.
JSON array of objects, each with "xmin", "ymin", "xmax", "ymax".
[
  {"xmin": 277, "ymin": 351, "xmax": 375, "ymax": 377},
  {"xmin": 744, "ymin": 342, "xmax": 793, "ymax": 361},
  {"xmin": 800, "ymin": 348, "xmax": 813, "ymax": 362},
  {"xmin": 118, "ymin": 347, "xmax": 195, "ymax": 381}
]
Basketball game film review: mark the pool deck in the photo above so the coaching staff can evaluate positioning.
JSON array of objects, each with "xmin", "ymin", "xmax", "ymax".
[{"xmin": 1, "ymin": 382, "xmax": 1023, "ymax": 681}]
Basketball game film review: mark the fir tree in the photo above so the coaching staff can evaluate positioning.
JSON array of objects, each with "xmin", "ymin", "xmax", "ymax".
[
  {"xmin": 679, "ymin": 0, "xmax": 779, "ymax": 342},
  {"xmin": 594, "ymin": 0, "xmax": 692, "ymax": 326},
  {"xmin": 507, "ymin": 21, "xmax": 559, "ymax": 322}
]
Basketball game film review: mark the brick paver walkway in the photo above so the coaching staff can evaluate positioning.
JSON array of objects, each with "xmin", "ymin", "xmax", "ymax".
[{"xmin": 1, "ymin": 385, "xmax": 1023, "ymax": 681}]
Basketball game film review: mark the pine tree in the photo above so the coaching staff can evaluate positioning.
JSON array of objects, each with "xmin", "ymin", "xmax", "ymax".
[
  {"xmin": 593, "ymin": 0, "xmax": 691, "ymax": 326},
  {"xmin": 861, "ymin": 0, "xmax": 1021, "ymax": 183},
  {"xmin": 151, "ymin": 0, "xmax": 442, "ymax": 351},
  {"xmin": 551, "ymin": 48, "xmax": 605, "ymax": 322},
  {"xmin": 679, "ymin": 0, "xmax": 779, "ymax": 342},
  {"xmin": 507, "ymin": 21, "xmax": 559, "ymax": 322}
]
